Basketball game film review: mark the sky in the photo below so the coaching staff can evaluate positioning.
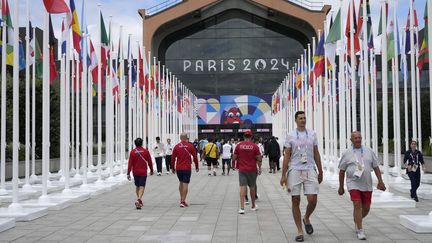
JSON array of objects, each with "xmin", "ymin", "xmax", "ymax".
[{"xmin": 7, "ymin": 0, "xmax": 429, "ymax": 56}]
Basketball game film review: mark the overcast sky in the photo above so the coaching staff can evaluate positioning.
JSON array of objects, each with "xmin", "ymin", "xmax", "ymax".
[{"xmin": 10, "ymin": 0, "xmax": 427, "ymax": 56}]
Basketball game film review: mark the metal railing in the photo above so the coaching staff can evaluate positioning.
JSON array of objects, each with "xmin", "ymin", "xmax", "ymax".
[
  {"xmin": 286, "ymin": 0, "xmax": 324, "ymax": 11},
  {"xmin": 146, "ymin": 0, "xmax": 184, "ymax": 16}
]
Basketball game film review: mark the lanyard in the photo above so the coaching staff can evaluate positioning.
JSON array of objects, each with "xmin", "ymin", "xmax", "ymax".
[
  {"xmin": 353, "ymin": 146, "xmax": 364, "ymax": 165},
  {"xmin": 296, "ymin": 129, "xmax": 309, "ymax": 151},
  {"xmin": 296, "ymin": 129, "xmax": 308, "ymax": 140}
]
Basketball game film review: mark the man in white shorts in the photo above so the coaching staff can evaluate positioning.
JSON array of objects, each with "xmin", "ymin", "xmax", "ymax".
[{"xmin": 280, "ymin": 111, "xmax": 323, "ymax": 242}]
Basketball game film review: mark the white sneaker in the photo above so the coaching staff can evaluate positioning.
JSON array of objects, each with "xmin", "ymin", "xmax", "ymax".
[
  {"xmin": 251, "ymin": 204, "xmax": 258, "ymax": 211},
  {"xmin": 157, "ymin": 172, "xmax": 161, "ymax": 176},
  {"xmin": 245, "ymin": 200, "xmax": 250, "ymax": 205},
  {"xmin": 356, "ymin": 229, "xmax": 366, "ymax": 240},
  {"xmin": 238, "ymin": 208, "xmax": 245, "ymax": 214},
  {"xmin": 166, "ymin": 171, "xmax": 170, "ymax": 174}
]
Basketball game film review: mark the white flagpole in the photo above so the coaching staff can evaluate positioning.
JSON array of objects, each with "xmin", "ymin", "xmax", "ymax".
[
  {"xmin": 96, "ymin": 4, "xmax": 103, "ymax": 183},
  {"xmin": 9, "ymin": 0, "xmax": 21, "ymax": 209},
  {"xmin": 339, "ymin": 0, "xmax": 346, "ymax": 153},
  {"xmin": 127, "ymin": 34, "xmax": 132, "ymax": 154},
  {"xmin": 363, "ymin": 0, "xmax": 371, "ymax": 148},
  {"xmin": 393, "ymin": 0, "xmax": 401, "ymax": 177},
  {"xmin": 75, "ymin": 58, "xmax": 80, "ymax": 177},
  {"xmin": 415, "ymin": 26, "xmax": 422, "ymax": 150},
  {"xmin": 381, "ymin": 0, "xmax": 389, "ymax": 185},
  {"xmin": 40, "ymin": 7, "xmax": 50, "ymax": 201},
  {"xmin": 106, "ymin": 17, "xmax": 114, "ymax": 179},
  {"xmin": 402, "ymin": 26, "xmax": 409, "ymax": 151},
  {"xmin": 80, "ymin": 31, "xmax": 88, "ymax": 185},
  {"xmin": 23, "ymin": 0, "xmax": 32, "ymax": 191},
  {"xmin": 120, "ymin": 25, "xmax": 126, "ymax": 172},
  {"xmin": 0, "ymin": 3, "xmax": 8, "ymax": 195},
  {"xmin": 64, "ymin": 34, "xmax": 71, "ymax": 192},
  {"xmin": 409, "ymin": 0, "xmax": 417, "ymax": 142},
  {"xmin": 31, "ymin": 26, "xmax": 36, "ymax": 181},
  {"xmin": 349, "ymin": 0, "xmax": 357, "ymax": 131},
  {"xmin": 87, "ymin": 33, "xmax": 94, "ymax": 175}
]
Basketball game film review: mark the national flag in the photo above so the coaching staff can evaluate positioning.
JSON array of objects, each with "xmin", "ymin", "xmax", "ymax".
[
  {"xmin": 313, "ymin": 32, "xmax": 325, "ymax": 78},
  {"xmin": 405, "ymin": 6, "xmax": 419, "ymax": 54},
  {"xmin": 49, "ymin": 15, "xmax": 58, "ymax": 84},
  {"xmin": 43, "ymin": 0, "xmax": 70, "ymax": 15},
  {"xmin": 61, "ymin": 19, "xmax": 68, "ymax": 56},
  {"xmin": 131, "ymin": 55, "xmax": 137, "ymax": 87},
  {"xmin": 18, "ymin": 40, "xmax": 25, "ymax": 71},
  {"xmin": 387, "ymin": 20, "xmax": 395, "ymax": 61},
  {"xmin": 35, "ymin": 37, "xmax": 43, "ymax": 79},
  {"xmin": 70, "ymin": 0, "xmax": 81, "ymax": 54},
  {"xmin": 295, "ymin": 65, "xmax": 302, "ymax": 90},
  {"xmin": 100, "ymin": 12, "xmax": 109, "ymax": 70},
  {"xmin": 345, "ymin": 0, "xmax": 360, "ymax": 56},
  {"xmin": 1, "ymin": 0, "xmax": 12, "ymax": 28},
  {"xmin": 325, "ymin": 9, "xmax": 341, "ymax": 67},
  {"xmin": 366, "ymin": 0, "xmax": 374, "ymax": 49},
  {"xmin": 377, "ymin": 2, "xmax": 389, "ymax": 36},
  {"xmin": 28, "ymin": 21, "xmax": 35, "ymax": 65},
  {"xmin": 138, "ymin": 47, "xmax": 145, "ymax": 91},
  {"xmin": 111, "ymin": 65, "xmax": 119, "ymax": 96},
  {"xmin": 417, "ymin": 1, "xmax": 428, "ymax": 70},
  {"xmin": 89, "ymin": 39, "xmax": 98, "ymax": 84}
]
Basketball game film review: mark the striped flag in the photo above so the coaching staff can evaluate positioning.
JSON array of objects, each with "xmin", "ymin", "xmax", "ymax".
[{"xmin": 70, "ymin": 0, "xmax": 81, "ymax": 54}]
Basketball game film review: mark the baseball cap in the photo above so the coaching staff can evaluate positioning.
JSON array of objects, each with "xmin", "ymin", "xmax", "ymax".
[{"xmin": 244, "ymin": 130, "xmax": 253, "ymax": 136}]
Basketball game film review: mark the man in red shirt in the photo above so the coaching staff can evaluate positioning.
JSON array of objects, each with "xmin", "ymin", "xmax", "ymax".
[
  {"xmin": 232, "ymin": 130, "xmax": 262, "ymax": 214},
  {"xmin": 171, "ymin": 133, "xmax": 199, "ymax": 207},
  {"xmin": 127, "ymin": 138, "xmax": 154, "ymax": 209}
]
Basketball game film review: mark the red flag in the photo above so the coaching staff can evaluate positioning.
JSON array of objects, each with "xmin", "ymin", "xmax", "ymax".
[
  {"xmin": 43, "ymin": 0, "xmax": 70, "ymax": 14},
  {"xmin": 345, "ymin": 0, "xmax": 360, "ymax": 57},
  {"xmin": 49, "ymin": 47, "xmax": 58, "ymax": 85},
  {"xmin": 138, "ymin": 48, "xmax": 145, "ymax": 90}
]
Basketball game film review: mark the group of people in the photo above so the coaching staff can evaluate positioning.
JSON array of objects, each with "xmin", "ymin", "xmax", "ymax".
[{"xmin": 126, "ymin": 110, "xmax": 427, "ymax": 242}]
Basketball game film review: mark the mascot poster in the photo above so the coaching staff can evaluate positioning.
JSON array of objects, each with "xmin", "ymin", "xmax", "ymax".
[{"xmin": 197, "ymin": 95, "xmax": 272, "ymax": 125}]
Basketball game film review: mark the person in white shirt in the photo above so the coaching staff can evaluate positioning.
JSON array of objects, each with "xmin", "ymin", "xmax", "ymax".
[
  {"xmin": 222, "ymin": 141, "xmax": 233, "ymax": 175},
  {"xmin": 153, "ymin": 136, "xmax": 165, "ymax": 176},
  {"xmin": 280, "ymin": 111, "xmax": 323, "ymax": 242},
  {"xmin": 165, "ymin": 138, "xmax": 174, "ymax": 174}
]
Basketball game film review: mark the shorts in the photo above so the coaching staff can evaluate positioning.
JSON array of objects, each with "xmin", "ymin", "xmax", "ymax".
[
  {"xmin": 287, "ymin": 169, "xmax": 319, "ymax": 196},
  {"xmin": 269, "ymin": 156, "xmax": 280, "ymax": 163},
  {"xmin": 206, "ymin": 158, "xmax": 218, "ymax": 166},
  {"xmin": 239, "ymin": 172, "xmax": 257, "ymax": 187},
  {"xmin": 222, "ymin": 159, "xmax": 231, "ymax": 166},
  {"xmin": 176, "ymin": 170, "xmax": 192, "ymax": 184},
  {"xmin": 349, "ymin": 190, "xmax": 372, "ymax": 205},
  {"xmin": 134, "ymin": 176, "xmax": 147, "ymax": 187}
]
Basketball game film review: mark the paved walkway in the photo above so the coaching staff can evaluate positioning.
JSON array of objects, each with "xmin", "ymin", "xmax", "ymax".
[{"xmin": 1, "ymin": 159, "xmax": 432, "ymax": 243}]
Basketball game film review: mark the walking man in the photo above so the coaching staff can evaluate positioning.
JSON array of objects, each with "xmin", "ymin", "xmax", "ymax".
[
  {"xmin": 203, "ymin": 137, "xmax": 219, "ymax": 176},
  {"xmin": 280, "ymin": 111, "xmax": 323, "ymax": 242},
  {"xmin": 221, "ymin": 141, "xmax": 232, "ymax": 175},
  {"xmin": 403, "ymin": 140, "xmax": 425, "ymax": 202},
  {"xmin": 153, "ymin": 136, "xmax": 165, "ymax": 176},
  {"xmin": 165, "ymin": 138, "xmax": 174, "ymax": 174},
  {"xmin": 338, "ymin": 131, "xmax": 386, "ymax": 240},
  {"xmin": 127, "ymin": 138, "xmax": 154, "ymax": 209},
  {"xmin": 232, "ymin": 130, "xmax": 262, "ymax": 214},
  {"xmin": 171, "ymin": 133, "xmax": 199, "ymax": 207},
  {"xmin": 266, "ymin": 136, "xmax": 281, "ymax": 173}
]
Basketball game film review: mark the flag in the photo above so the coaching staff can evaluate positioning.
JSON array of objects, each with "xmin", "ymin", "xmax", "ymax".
[
  {"xmin": 131, "ymin": 55, "xmax": 137, "ymax": 87},
  {"xmin": 345, "ymin": 0, "xmax": 360, "ymax": 56},
  {"xmin": 366, "ymin": 0, "xmax": 374, "ymax": 49},
  {"xmin": 313, "ymin": 32, "xmax": 325, "ymax": 77},
  {"xmin": 61, "ymin": 19, "xmax": 68, "ymax": 56},
  {"xmin": 18, "ymin": 40, "xmax": 25, "ymax": 71},
  {"xmin": 387, "ymin": 20, "xmax": 395, "ymax": 61},
  {"xmin": 377, "ymin": 2, "xmax": 389, "ymax": 36},
  {"xmin": 49, "ymin": 15, "xmax": 58, "ymax": 84},
  {"xmin": 1, "ymin": 0, "xmax": 12, "ymax": 28},
  {"xmin": 35, "ymin": 37, "xmax": 43, "ymax": 79},
  {"xmin": 43, "ymin": 0, "xmax": 70, "ymax": 14},
  {"xmin": 89, "ymin": 39, "xmax": 98, "ymax": 84},
  {"xmin": 111, "ymin": 65, "xmax": 119, "ymax": 96},
  {"xmin": 28, "ymin": 21, "xmax": 35, "ymax": 65},
  {"xmin": 295, "ymin": 65, "xmax": 302, "ymax": 90},
  {"xmin": 70, "ymin": 0, "xmax": 81, "ymax": 54},
  {"xmin": 100, "ymin": 12, "xmax": 109, "ymax": 70},
  {"xmin": 325, "ymin": 9, "xmax": 341, "ymax": 67},
  {"xmin": 417, "ymin": 1, "xmax": 428, "ymax": 70},
  {"xmin": 405, "ymin": 6, "xmax": 419, "ymax": 54},
  {"xmin": 138, "ymin": 47, "xmax": 145, "ymax": 91}
]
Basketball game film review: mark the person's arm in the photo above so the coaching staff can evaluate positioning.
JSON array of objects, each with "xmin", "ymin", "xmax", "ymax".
[
  {"xmin": 338, "ymin": 170, "xmax": 345, "ymax": 195},
  {"xmin": 314, "ymin": 145, "xmax": 323, "ymax": 184},
  {"xmin": 419, "ymin": 152, "xmax": 425, "ymax": 170},
  {"xmin": 146, "ymin": 152, "xmax": 154, "ymax": 175},
  {"xmin": 171, "ymin": 147, "xmax": 177, "ymax": 173},
  {"xmin": 127, "ymin": 151, "xmax": 134, "ymax": 181},
  {"xmin": 231, "ymin": 150, "xmax": 238, "ymax": 169},
  {"xmin": 373, "ymin": 166, "xmax": 386, "ymax": 191},
  {"xmin": 280, "ymin": 147, "xmax": 291, "ymax": 187},
  {"xmin": 191, "ymin": 145, "xmax": 199, "ymax": 172}
]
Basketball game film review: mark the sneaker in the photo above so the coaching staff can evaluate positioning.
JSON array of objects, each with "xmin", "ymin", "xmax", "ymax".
[
  {"xmin": 238, "ymin": 208, "xmax": 245, "ymax": 214},
  {"xmin": 213, "ymin": 171, "xmax": 217, "ymax": 176},
  {"xmin": 157, "ymin": 172, "xmax": 161, "ymax": 176},
  {"xmin": 182, "ymin": 201, "xmax": 189, "ymax": 207},
  {"xmin": 245, "ymin": 200, "xmax": 250, "ymax": 205},
  {"xmin": 251, "ymin": 204, "xmax": 258, "ymax": 211},
  {"xmin": 180, "ymin": 202, "xmax": 186, "ymax": 208},
  {"xmin": 356, "ymin": 229, "xmax": 366, "ymax": 240},
  {"xmin": 135, "ymin": 200, "xmax": 142, "ymax": 209},
  {"xmin": 208, "ymin": 173, "xmax": 212, "ymax": 176},
  {"xmin": 166, "ymin": 171, "xmax": 170, "ymax": 175},
  {"xmin": 222, "ymin": 172, "xmax": 225, "ymax": 176},
  {"xmin": 138, "ymin": 199, "xmax": 143, "ymax": 207}
]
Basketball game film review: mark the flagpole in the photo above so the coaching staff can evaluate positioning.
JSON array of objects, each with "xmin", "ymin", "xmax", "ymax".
[
  {"xmin": 409, "ymin": 0, "xmax": 417, "ymax": 142},
  {"xmin": 88, "ymin": 34, "xmax": 94, "ymax": 175},
  {"xmin": 65, "ymin": 20, "xmax": 72, "ymax": 192},
  {"xmin": 381, "ymin": 0, "xmax": 390, "ymax": 185},
  {"xmin": 402, "ymin": 26, "xmax": 409, "ymax": 151},
  {"xmin": 96, "ymin": 4, "xmax": 103, "ymax": 183},
  {"xmin": 350, "ymin": 0, "xmax": 357, "ymax": 131},
  {"xmin": 428, "ymin": 0, "xmax": 432, "ymax": 147},
  {"xmin": 127, "ymin": 34, "xmax": 132, "ymax": 154},
  {"xmin": 339, "ymin": 1, "xmax": 346, "ymax": 154},
  {"xmin": 81, "ymin": 31, "xmax": 88, "ymax": 186},
  {"xmin": 0, "ymin": 4, "xmax": 8, "ymax": 195},
  {"xmin": 363, "ymin": 0, "xmax": 371, "ymax": 148},
  {"xmin": 31, "ymin": 26, "xmax": 36, "ymax": 181},
  {"xmin": 22, "ymin": 0, "xmax": 32, "ymax": 191},
  {"xmin": 120, "ymin": 25, "xmax": 126, "ymax": 173},
  {"xmin": 60, "ymin": 21, "xmax": 66, "ymax": 183},
  {"xmin": 393, "ymin": 0, "xmax": 402, "ymax": 177},
  {"xmin": 415, "ymin": 26, "xmax": 422, "ymax": 150}
]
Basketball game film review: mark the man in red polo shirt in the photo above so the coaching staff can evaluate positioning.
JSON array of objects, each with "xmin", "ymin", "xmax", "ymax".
[
  {"xmin": 232, "ymin": 130, "xmax": 262, "ymax": 214},
  {"xmin": 127, "ymin": 138, "xmax": 154, "ymax": 209},
  {"xmin": 171, "ymin": 133, "xmax": 199, "ymax": 207}
]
